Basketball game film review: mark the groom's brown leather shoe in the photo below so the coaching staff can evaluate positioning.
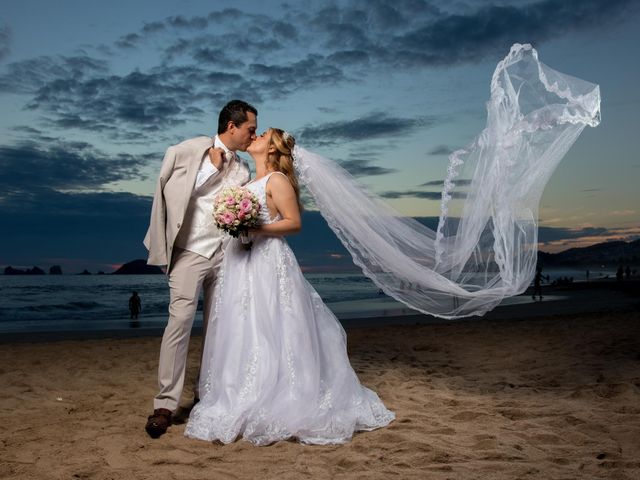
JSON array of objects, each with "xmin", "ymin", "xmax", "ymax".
[{"xmin": 145, "ymin": 408, "xmax": 172, "ymax": 438}]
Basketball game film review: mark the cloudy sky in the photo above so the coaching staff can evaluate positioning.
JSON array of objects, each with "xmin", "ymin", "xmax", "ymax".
[{"xmin": 1, "ymin": 0, "xmax": 639, "ymax": 272}]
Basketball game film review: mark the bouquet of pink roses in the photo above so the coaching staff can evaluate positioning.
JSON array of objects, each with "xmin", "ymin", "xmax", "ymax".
[{"xmin": 213, "ymin": 186, "xmax": 261, "ymax": 237}]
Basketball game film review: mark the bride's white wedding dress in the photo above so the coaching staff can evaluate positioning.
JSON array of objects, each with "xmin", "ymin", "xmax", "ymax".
[{"xmin": 185, "ymin": 172, "xmax": 395, "ymax": 445}]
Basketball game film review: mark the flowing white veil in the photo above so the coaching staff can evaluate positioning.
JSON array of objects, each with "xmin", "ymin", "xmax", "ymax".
[{"xmin": 292, "ymin": 44, "xmax": 601, "ymax": 319}]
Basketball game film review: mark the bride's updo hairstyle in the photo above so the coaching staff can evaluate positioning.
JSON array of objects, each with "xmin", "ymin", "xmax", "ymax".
[{"xmin": 267, "ymin": 128, "xmax": 302, "ymax": 210}]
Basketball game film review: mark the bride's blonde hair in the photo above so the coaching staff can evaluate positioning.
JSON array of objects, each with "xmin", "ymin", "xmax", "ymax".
[{"xmin": 267, "ymin": 128, "xmax": 302, "ymax": 210}]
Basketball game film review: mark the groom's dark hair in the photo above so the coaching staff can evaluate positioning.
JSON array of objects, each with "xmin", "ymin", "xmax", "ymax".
[{"xmin": 218, "ymin": 100, "xmax": 258, "ymax": 134}]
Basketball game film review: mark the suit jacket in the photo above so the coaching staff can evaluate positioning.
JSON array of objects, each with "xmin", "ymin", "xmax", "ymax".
[{"xmin": 143, "ymin": 136, "xmax": 250, "ymax": 268}]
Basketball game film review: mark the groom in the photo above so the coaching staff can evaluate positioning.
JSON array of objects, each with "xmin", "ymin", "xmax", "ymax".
[{"xmin": 143, "ymin": 99, "xmax": 256, "ymax": 438}]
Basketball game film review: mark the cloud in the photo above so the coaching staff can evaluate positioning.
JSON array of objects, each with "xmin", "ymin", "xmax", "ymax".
[
  {"xmin": 538, "ymin": 226, "xmax": 610, "ymax": 243},
  {"xmin": 380, "ymin": 190, "xmax": 439, "ymax": 200},
  {"xmin": 0, "ymin": 55, "xmax": 108, "ymax": 94},
  {"xmin": 27, "ymin": 67, "xmax": 203, "ymax": 131},
  {"xmin": 327, "ymin": 50, "xmax": 370, "ymax": 65},
  {"xmin": 394, "ymin": 0, "xmax": 638, "ymax": 66},
  {"xmin": 116, "ymin": 1, "xmax": 637, "ymax": 102},
  {"xmin": 192, "ymin": 47, "xmax": 244, "ymax": 68},
  {"xmin": 0, "ymin": 190, "xmax": 152, "ymax": 270},
  {"xmin": 248, "ymin": 55, "xmax": 345, "ymax": 97},
  {"xmin": 299, "ymin": 114, "xmax": 426, "ymax": 146},
  {"xmin": 610, "ymin": 210, "xmax": 636, "ymax": 216},
  {"xmin": 166, "ymin": 14, "xmax": 210, "ymax": 30},
  {"xmin": 379, "ymin": 174, "xmax": 472, "ymax": 199},
  {"xmin": 0, "ymin": 140, "xmax": 152, "ymax": 201},
  {"xmin": 0, "ymin": 56, "xmax": 256, "ymax": 139},
  {"xmin": 121, "ymin": 12, "xmax": 216, "ymax": 45},
  {"xmin": 380, "ymin": 189, "xmax": 466, "ymax": 200},
  {"xmin": 2, "ymin": 0, "xmax": 636, "ymax": 144},
  {"xmin": 10, "ymin": 125, "xmax": 45, "ymax": 136},
  {"xmin": 303, "ymin": 0, "xmax": 637, "ymax": 69},
  {"xmin": 115, "ymin": 33, "xmax": 141, "ymax": 49},
  {"xmin": 125, "ymin": 10, "xmax": 297, "ymax": 60},
  {"xmin": 162, "ymin": 33, "xmax": 286, "ymax": 64},
  {"xmin": 419, "ymin": 179, "xmax": 471, "ymax": 187},
  {"xmin": 428, "ymin": 145, "xmax": 455, "ymax": 156},
  {"xmin": 0, "ymin": 24, "xmax": 10, "ymax": 62},
  {"xmin": 0, "ymin": 39, "xmax": 340, "ymax": 140},
  {"xmin": 0, "ymin": 137, "xmax": 154, "ymax": 267},
  {"xmin": 1, "ymin": 188, "xmax": 151, "ymax": 217},
  {"xmin": 339, "ymin": 159, "xmax": 397, "ymax": 177}
]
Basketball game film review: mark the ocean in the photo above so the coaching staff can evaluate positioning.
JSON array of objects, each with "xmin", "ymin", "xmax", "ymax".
[
  {"xmin": 0, "ymin": 272, "xmax": 401, "ymax": 336},
  {"xmin": 0, "ymin": 268, "xmax": 608, "ymax": 337}
]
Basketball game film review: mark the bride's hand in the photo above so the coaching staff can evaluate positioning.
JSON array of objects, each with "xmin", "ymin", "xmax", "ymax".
[{"xmin": 208, "ymin": 147, "xmax": 225, "ymax": 170}]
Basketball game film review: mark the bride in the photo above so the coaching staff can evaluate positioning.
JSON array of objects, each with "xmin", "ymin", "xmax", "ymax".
[
  {"xmin": 184, "ymin": 128, "xmax": 395, "ymax": 445},
  {"xmin": 185, "ymin": 43, "xmax": 600, "ymax": 446}
]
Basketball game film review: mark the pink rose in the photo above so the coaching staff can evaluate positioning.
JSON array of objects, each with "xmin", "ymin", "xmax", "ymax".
[
  {"xmin": 239, "ymin": 198, "xmax": 253, "ymax": 212},
  {"xmin": 238, "ymin": 211, "xmax": 246, "ymax": 220},
  {"xmin": 222, "ymin": 212, "xmax": 236, "ymax": 225},
  {"xmin": 226, "ymin": 196, "xmax": 235, "ymax": 206}
]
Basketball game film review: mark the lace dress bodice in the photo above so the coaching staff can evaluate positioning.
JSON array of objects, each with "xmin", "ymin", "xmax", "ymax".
[{"xmin": 246, "ymin": 172, "xmax": 283, "ymax": 226}]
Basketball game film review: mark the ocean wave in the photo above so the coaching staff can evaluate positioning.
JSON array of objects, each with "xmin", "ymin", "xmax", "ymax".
[{"xmin": 25, "ymin": 301, "xmax": 103, "ymax": 312}]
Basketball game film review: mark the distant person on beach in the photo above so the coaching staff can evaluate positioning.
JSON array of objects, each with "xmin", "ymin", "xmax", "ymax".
[
  {"xmin": 586, "ymin": 269, "xmax": 590, "ymax": 282},
  {"xmin": 617, "ymin": 265, "xmax": 624, "ymax": 282},
  {"xmin": 532, "ymin": 266, "xmax": 548, "ymax": 301},
  {"xmin": 143, "ymin": 100, "xmax": 255, "ymax": 439},
  {"xmin": 128, "ymin": 291, "xmax": 141, "ymax": 320}
]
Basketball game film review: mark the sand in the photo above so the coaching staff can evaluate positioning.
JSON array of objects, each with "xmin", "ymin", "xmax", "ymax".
[{"xmin": 1, "ymin": 306, "xmax": 639, "ymax": 479}]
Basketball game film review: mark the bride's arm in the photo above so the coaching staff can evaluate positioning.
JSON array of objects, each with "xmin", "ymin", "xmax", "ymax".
[{"xmin": 252, "ymin": 174, "xmax": 301, "ymax": 236}]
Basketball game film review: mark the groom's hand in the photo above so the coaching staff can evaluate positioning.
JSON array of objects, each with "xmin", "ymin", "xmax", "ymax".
[{"xmin": 208, "ymin": 147, "xmax": 226, "ymax": 170}]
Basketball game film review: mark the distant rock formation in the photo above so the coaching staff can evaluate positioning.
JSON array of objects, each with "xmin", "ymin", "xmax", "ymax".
[
  {"xmin": 539, "ymin": 239, "xmax": 640, "ymax": 266},
  {"xmin": 4, "ymin": 266, "xmax": 46, "ymax": 275},
  {"xmin": 113, "ymin": 259, "xmax": 164, "ymax": 275},
  {"xmin": 78, "ymin": 269, "xmax": 91, "ymax": 275},
  {"xmin": 49, "ymin": 265, "xmax": 63, "ymax": 275}
]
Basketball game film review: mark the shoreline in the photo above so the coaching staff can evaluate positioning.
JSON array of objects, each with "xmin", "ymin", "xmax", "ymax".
[{"xmin": 1, "ymin": 280, "xmax": 638, "ymax": 344}]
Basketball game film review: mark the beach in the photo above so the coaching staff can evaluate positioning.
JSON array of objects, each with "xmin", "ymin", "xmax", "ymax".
[{"xmin": 1, "ymin": 284, "xmax": 639, "ymax": 479}]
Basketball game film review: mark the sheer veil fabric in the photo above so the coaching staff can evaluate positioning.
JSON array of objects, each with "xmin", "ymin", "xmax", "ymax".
[{"xmin": 292, "ymin": 44, "xmax": 601, "ymax": 319}]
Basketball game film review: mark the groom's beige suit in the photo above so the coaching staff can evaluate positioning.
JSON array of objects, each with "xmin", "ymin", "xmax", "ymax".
[{"xmin": 144, "ymin": 135, "xmax": 250, "ymax": 411}]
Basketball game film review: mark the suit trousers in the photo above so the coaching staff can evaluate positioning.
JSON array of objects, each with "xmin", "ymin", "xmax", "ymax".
[{"xmin": 154, "ymin": 246, "xmax": 223, "ymax": 411}]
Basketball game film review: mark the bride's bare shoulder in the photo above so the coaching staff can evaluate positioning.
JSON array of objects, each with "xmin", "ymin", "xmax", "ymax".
[{"xmin": 266, "ymin": 171, "xmax": 294, "ymax": 193}]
